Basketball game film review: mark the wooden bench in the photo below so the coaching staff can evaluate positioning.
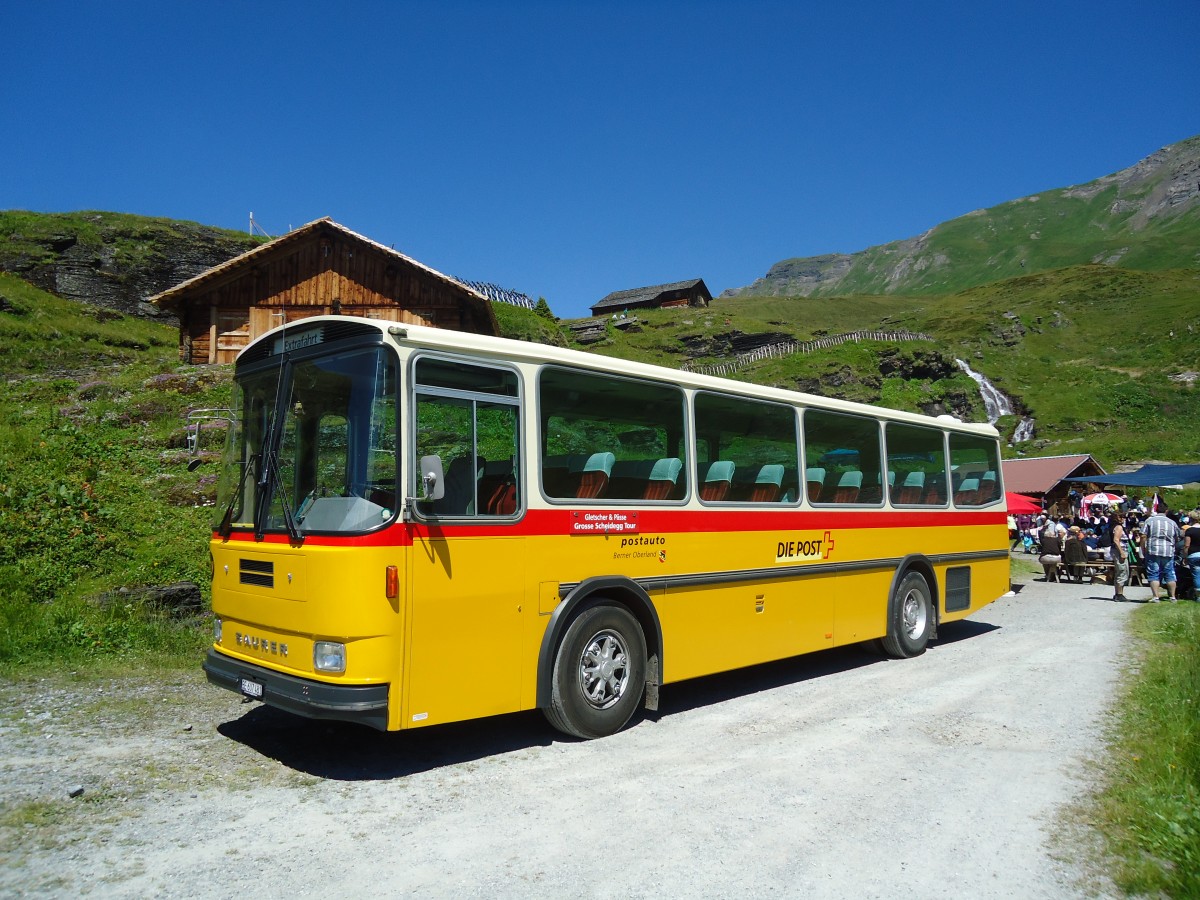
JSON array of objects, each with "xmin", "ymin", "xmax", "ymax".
[{"xmin": 1080, "ymin": 559, "xmax": 1143, "ymax": 587}]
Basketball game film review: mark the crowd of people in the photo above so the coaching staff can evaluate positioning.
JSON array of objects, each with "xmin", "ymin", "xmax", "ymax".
[{"xmin": 1010, "ymin": 497, "xmax": 1200, "ymax": 603}]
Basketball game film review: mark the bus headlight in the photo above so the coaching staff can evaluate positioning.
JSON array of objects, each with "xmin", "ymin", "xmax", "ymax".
[
  {"xmin": 213, "ymin": 617, "xmax": 222, "ymax": 644},
  {"xmin": 313, "ymin": 641, "xmax": 346, "ymax": 674}
]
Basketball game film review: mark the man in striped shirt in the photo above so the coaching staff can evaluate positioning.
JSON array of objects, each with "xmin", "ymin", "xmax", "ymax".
[{"xmin": 1141, "ymin": 505, "xmax": 1182, "ymax": 602}]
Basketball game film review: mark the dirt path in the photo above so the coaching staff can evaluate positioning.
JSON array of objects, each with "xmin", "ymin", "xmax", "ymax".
[{"xmin": 1, "ymin": 573, "xmax": 1131, "ymax": 898}]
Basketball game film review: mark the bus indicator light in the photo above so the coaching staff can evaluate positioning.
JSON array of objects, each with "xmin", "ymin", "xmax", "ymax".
[{"xmin": 385, "ymin": 565, "xmax": 399, "ymax": 599}]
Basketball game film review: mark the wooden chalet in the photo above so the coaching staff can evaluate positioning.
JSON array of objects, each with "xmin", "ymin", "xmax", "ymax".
[
  {"xmin": 149, "ymin": 218, "xmax": 499, "ymax": 364},
  {"xmin": 590, "ymin": 278, "xmax": 712, "ymax": 318}
]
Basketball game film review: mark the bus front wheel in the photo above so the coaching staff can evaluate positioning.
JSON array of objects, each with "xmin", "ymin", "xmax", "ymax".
[
  {"xmin": 546, "ymin": 604, "xmax": 646, "ymax": 739},
  {"xmin": 881, "ymin": 571, "xmax": 933, "ymax": 659}
]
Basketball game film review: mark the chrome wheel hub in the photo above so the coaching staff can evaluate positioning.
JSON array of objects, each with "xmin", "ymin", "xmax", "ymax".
[
  {"xmin": 578, "ymin": 629, "xmax": 629, "ymax": 710},
  {"xmin": 902, "ymin": 589, "xmax": 928, "ymax": 638}
]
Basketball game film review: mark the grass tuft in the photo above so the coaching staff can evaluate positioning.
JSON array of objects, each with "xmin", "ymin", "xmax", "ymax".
[{"xmin": 1093, "ymin": 603, "xmax": 1200, "ymax": 896}]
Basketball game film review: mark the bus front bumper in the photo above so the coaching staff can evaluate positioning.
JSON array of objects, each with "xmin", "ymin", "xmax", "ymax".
[{"xmin": 203, "ymin": 649, "xmax": 390, "ymax": 732}]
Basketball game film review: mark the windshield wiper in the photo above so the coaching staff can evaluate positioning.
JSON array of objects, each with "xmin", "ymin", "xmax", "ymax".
[
  {"xmin": 255, "ymin": 448, "xmax": 304, "ymax": 543},
  {"xmin": 217, "ymin": 459, "xmax": 255, "ymax": 540}
]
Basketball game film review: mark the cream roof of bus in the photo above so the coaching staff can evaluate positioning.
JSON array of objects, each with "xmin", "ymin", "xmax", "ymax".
[{"xmin": 243, "ymin": 314, "xmax": 999, "ymax": 438}]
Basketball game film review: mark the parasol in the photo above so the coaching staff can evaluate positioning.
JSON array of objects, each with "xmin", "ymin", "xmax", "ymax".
[{"xmin": 1005, "ymin": 492, "xmax": 1042, "ymax": 514}]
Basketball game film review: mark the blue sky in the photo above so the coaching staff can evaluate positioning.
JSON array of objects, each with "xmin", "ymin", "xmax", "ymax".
[{"xmin": 5, "ymin": 1, "xmax": 1198, "ymax": 319}]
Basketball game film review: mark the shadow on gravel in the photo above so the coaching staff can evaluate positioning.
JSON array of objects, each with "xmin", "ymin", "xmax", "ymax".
[
  {"xmin": 658, "ymin": 644, "xmax": 879, "ymax": 718},
  {"xmin": 217, "ymin": 618, "xmax": 999, "ymax": 780},
  {"xmin": 217, "ymin": 706, "xmax": 556, "ymax": 781},
  {"xmin": 931, "ymin": 618, "xmax": 1000, "ymax": 646}
]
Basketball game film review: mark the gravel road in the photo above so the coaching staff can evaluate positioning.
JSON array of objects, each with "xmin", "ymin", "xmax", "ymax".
[{"xmin": 1, "ymin": 570, "xmax": 1136, "ymax": 898}]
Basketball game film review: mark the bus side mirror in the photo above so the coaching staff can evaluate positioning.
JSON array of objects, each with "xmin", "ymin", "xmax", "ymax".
[
  {"xmin": 419, "ymin": 455, "xmax": 445, "ymax": 502},
  {"xmin": 184, "ymin": 408, "xmax": 235, "ymax": 473}
]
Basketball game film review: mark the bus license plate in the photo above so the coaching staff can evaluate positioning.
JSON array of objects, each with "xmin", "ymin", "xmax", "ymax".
[{"xmin": 239, "ymin": 677, "xmax": 263, "ymax": 699}]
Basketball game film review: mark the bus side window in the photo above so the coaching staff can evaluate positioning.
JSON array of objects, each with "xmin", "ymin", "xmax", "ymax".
[
  {"xmin": 539, "ymin": 367, "xmax": 685, "ymax": 502},
  {"xmin": 949, "ymin": 434, "xmax": 1002, "ymax": 507},
  {"xmin": 884, "ymin": 423, "xmax": 947, "ymax": 507},
  {"xmin": 693, "ymin": 392, "xmax": 798, "ymax": 504},
  {"xmin": 804, "ymin": 409, "xmax": 883, "ymax": 506},
  {"xmin": 414, "ymin": 357, "xmax": 521, "ymax": 519}
]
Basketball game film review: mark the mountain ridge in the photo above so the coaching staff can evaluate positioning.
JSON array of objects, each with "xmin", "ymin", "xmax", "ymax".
[{"xmin": 724, "ymin": 134, "xmax": 1200, "ymax": 298}]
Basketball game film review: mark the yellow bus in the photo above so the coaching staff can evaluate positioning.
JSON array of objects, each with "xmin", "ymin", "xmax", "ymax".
[{"xmin": 202, "ymin": 315, "xmax": 1009, "ymax": 739}]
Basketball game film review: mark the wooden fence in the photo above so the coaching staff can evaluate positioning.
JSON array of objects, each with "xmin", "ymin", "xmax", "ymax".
[{"xmin": 681, "ymin": 330, "xmax": 933, "ymax": 377}]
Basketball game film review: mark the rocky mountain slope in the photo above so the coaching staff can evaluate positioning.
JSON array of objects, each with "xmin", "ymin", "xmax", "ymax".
[
  {"xmin": 726, "ymin": 134, "xmax": 1200, "ymax": 298},
  {"xmin": 0, "ymin": 211, "xmax": 263, "ymax": 322}
]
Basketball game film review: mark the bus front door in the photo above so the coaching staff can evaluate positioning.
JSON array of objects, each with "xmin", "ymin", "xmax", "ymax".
[{"xmin": 406, "ymin": 533, "xmax": 526, "ymax": 728}]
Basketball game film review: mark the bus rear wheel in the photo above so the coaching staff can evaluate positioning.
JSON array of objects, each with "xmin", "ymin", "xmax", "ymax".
[
  {"xmin": 881, "ymin": 571, "xmax": 933, "ymax": 659},
  {"xmin": 546, "ymin": 604, "xmax": 646, "ymax": 739}
]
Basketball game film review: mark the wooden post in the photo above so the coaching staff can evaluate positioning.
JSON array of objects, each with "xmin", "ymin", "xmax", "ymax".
[{"xmin": 209, "ymin": 306, "xmax": 218, "ymax": 364}]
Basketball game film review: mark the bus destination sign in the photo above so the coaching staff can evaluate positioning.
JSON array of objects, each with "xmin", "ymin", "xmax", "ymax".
[
  {"xmin": 570, "ymin": 510, "xmax": 639, "ymax": 535},
  {"xmin": 273, "ymin": 329, "xmax": 324, "ymax": 355}
]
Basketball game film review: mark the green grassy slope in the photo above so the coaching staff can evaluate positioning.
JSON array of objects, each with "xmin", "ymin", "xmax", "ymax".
[
  {"xmin": 0, "ymin": 274, "xmax": 226, "ymax": 667},
  {"xmin": 0, "ymin": 209, "xmax": 263, "ymax": 271}
]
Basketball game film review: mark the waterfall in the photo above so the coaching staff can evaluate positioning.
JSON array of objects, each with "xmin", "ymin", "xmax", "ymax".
[
  {"xmin": 1012, "ymin": 416, "xmax": 1036, "ymax": 443},
  {"xmin": 955, "ymin": 359, "xmax": 1036, "ymax": 443},
  {"xmin": 955, "ymin": 359, "xmax": 1013, "ymax": 423}
]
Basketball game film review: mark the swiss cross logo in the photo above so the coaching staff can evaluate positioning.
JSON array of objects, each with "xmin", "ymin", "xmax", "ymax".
[{"xmin": 823, "ymin": 530, "xmax": 835, "ymax": 558}]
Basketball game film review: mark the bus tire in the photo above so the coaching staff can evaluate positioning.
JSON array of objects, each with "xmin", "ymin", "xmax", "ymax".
[
  {"xmin": 880, "ymin": 571, "xmax": 933, "ymax": 659},
  {"xmin": 545, "ymin": 604, "xmax": 646, "ymax": 740}
]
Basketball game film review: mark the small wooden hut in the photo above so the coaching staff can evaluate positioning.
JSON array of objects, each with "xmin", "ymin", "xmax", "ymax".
[
  {"xmin": 150, "ymin": 218, "xmax": 499, "ymax": 364},
  {"xmin": 589, "ymin": 278, "xmax": 711, "ymax": 318}
]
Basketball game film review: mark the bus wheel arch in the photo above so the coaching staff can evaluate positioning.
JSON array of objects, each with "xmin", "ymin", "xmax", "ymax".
[
  {"xmin": 880, "ymin": 557, "xmax": 938, "ymax": 659},
  {"xmin": 537, "ymin": 576, "xmax": 662, "ymax": 737}
]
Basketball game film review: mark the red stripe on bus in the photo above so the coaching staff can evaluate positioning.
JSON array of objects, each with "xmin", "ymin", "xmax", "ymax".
[{"xmin": 213, "ymin": 507, "xmax": 1005, "ymax": 547}]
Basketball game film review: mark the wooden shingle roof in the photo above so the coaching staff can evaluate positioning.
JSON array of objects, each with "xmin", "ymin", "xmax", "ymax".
[{"xmin": 592, "ymin": 278, "xmax": 710, "ymax": 313}]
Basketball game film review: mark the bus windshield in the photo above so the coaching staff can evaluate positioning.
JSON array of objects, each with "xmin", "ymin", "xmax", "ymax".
[{"xmin": 214, "ymin": 345, "xmax": 398, "ymax": 536}]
